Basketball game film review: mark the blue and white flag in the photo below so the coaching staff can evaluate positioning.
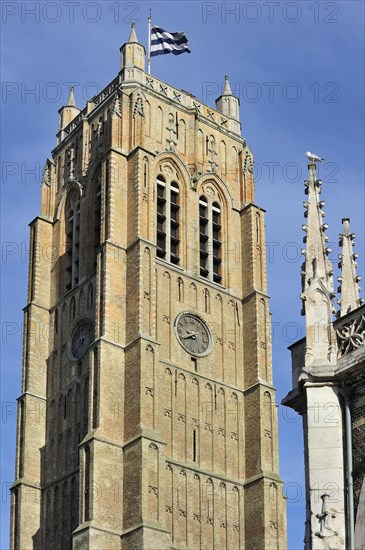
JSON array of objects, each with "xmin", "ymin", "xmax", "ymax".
[{"xmin": 150, "ymin": 25, "xmax": 191, "ymax": 57}]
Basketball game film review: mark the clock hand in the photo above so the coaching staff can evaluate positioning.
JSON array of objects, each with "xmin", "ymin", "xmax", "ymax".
[{"xmin": 181, "ymin": 331, "xmax": 198, "ymax": 339}]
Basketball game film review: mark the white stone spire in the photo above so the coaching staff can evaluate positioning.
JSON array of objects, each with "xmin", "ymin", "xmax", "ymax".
[
  {"xmin": 337, "ymin": 218, "xmax": 363, "ymax": 316},
  {"xmin": 300, "ymin": 162, "xmax": 336, "ymax": 365}
]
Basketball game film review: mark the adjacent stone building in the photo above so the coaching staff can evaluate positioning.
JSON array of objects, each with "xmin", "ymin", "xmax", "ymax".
[
  {"xmin": 10, "ymin": 26, "xmax": 287, "ymax": 549},
  {"xmin": 283, "ymin": 162, "xmax": 365, "ymax": 549}
]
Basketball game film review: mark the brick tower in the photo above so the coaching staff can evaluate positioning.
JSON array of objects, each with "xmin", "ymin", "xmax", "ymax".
[{"xmin": 11, "ymin": 25, "xmax": 287, "ymax": 550}]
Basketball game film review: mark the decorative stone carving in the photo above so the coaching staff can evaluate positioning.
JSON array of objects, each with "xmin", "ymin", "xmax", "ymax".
[
  {"xmin": 207, "ymin": 137, "xmax": 218, "ymax": 172},
  {"xmin": 244, "ymin": 152, "xmax": 254, "ymax": 173},
  {"xmin": 166, "ymin": 114, "xmax": 177, "ymax": 151},
  {"xmin": 68, "ymin": 146, "xmax": 75, "ymax": 181},
  {"xmin": 336, "ymin": 313, "xmax": 365, "ymax": 357},
  {"xmin": 173, "ymin": 91, "xmax": 181, "ymax": 103},
  {"xmin": 111, "ymin": 93, "xmax": 121, "ymax": 118},
  {"xmin": 41, "ymin": 163, "xmax": 50, "ymax": 187},
  {"xmin": 161, "ymin": 163, "xmax": 174, "ymax": 177},
  {"xmin": 133, "ymin": 95, "xmax": 144, "ymax": 118},
  {"xmin": 146, "ymin": 77, "xmax": 154, "ymax": 89},
  {"xmin": 315, "ymin": 494, "xmax": 338, "ymax": 539}
]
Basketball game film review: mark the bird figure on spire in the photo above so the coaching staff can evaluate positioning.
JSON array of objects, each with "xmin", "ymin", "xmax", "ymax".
[{"xmin": 305, "ymin": 151, "xmax": 325, "ymax": 163}]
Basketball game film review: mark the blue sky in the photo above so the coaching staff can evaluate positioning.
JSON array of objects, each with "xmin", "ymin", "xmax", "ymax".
[{"xmin": 1, "ymin": 1, "xmax": 364, "ymax": 548}]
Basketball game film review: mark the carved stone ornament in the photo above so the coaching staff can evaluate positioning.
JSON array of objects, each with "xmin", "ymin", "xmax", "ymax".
[
  {"xmin": 133, "ymin": 95, "xmax": 144, "ymax": 118},
  {"xmin": 315, "ymin": 494, "xmax": 338, "ymax": 539},
  {"xmin": 336, "ymin": 313, "xmax": 365, "ymax": 357}
]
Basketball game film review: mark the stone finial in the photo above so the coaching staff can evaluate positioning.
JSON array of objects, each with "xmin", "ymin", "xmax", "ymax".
[
  {"xmin": 300, "ymin": 162, "xmax": 336, "ymax": 365},
  {"xmin": 66, "ymin": 85, "xmax": 76, "ymax": 107},
  {"xmin": 223, "ymin": 74, "xmax": 233, "ymax": 95},
  {"xmin": 128, "ymin": 22, "xmax": 139, "ymax": 43},
  {"xmin": 337, "ymin": 218, "xmax": 362, "ymax": 316}
]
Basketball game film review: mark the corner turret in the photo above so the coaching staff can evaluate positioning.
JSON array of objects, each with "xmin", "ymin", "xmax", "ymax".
[
  {"xmin": 120, "ymin": 23, "xmax": 145, "ymax": 82},
  {"xmin": 215, "ymin": 75, "xmax": 241, "ymax": 135},
  {"xmin": 57, "ymin": 86, "xmax": 81, "ymax": 143}
]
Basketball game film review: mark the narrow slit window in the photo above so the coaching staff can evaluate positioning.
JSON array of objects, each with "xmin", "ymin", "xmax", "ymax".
[
  {"xmin": 84, "ymin": 446, "xmax": 91, "ymax": 521},
  {"xmin": 65, "ymin": 193, "xmax": 80, "ymax": 292},
  {"xmin": 193, "ymin": 429, "xmax": 197, "ymax": 462},
  {"xmin": 94, "ymin": 173, "xmax": 102, "ymax": 272}
]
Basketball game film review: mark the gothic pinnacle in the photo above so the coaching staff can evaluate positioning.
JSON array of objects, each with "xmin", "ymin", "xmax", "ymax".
[
  {"xmin": 128, "ymin": 22, "xmax": 138, "ymax": 43},
  {"xmin": 300, "ymin": 161, "xmax": 336, "ymax": 365},
  {"xmin": 337, "ymin": 218, "xmax": 362, "ymax": 315}
]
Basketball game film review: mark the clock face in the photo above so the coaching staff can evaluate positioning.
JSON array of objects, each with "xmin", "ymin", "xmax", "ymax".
[
  {"xmin": 69, "ymin": 321, "xmax": 93, "ymax": 360},
  {"xmin": 175, "ymin": 313, "xmax": 212, "ymax": 357}
]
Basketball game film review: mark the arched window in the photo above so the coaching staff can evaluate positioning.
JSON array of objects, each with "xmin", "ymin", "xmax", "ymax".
[
  {"xmin": 65, "ymin": 192, "xmax": 80, "ymax": 291},
  {"xmin": 156, "ymin": 174, "xmax": 180, "ymax": 265},
  {"xmin": 199, "ymin": 195, "xmax": 223, "ymax": 284}
]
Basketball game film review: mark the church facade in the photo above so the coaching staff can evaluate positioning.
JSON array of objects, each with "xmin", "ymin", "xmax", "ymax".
[{"xmin": 10, "ymin": 26, "xmax": 287, "ymax": 550}]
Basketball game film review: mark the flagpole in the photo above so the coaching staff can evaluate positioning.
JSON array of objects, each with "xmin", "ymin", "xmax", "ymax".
[{"xmin": 147, "ymin": 9, "xmax": 151, "ymax": 75}]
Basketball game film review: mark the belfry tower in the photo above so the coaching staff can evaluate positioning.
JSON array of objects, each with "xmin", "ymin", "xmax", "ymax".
[{"xmin": 11, "ymin": 26, "xmax": 287, "ymax": 550}]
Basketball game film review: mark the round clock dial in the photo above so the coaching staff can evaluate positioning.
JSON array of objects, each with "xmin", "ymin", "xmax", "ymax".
[
  {"xmin": 70, "ymin": 321, "xmax": 93, "ymax": 360},
  {"xmin": 175, "ymin": 313, "xmax": 212, "ymax": 357}
]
